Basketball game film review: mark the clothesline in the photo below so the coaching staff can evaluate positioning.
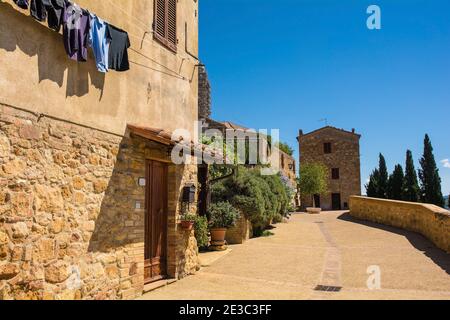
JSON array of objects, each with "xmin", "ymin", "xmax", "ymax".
[{"xmin": 10, "ymin": 0, "xmax": 197, "ymax": 81}]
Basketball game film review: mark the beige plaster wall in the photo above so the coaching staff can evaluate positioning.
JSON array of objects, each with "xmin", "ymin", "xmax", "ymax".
[{"xmin": 0, "ymin": 0, "xmax": 199, "ymax": 137}]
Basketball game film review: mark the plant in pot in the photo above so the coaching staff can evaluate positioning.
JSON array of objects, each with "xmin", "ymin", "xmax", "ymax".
[
  {"xmin": 298, "ymin": 163, "xmax": 328, "ymax": 214},
  {"xmin": 208, "ymin": 202, "xmax": 240, "ymax": 244},
  {"xmin": 180, "ymin": 214, "xmax": 197, "ymax": 231}
]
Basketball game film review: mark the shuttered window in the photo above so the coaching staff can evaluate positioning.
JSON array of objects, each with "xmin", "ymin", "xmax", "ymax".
[{"xmin": 154, "ymin": 0, "xmax": 177, "ymax": 52}]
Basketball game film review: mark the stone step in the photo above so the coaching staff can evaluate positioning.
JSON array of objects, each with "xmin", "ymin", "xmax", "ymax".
[{"xmin": 143, "ymin": 278, "xmax": 177, "ymax": 294}]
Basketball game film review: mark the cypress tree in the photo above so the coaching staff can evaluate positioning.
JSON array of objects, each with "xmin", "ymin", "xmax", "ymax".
[
  {"xmin": 403, "ymin": 150, "xmax": 420, "ymax": 202},
  {"xmin": 418, "ymin": 134, "xmax": 445, "ymax": 207},
  {"xmin": 378, "ymin": 154, "xmax": 389, "ymax": 199},
  {"xmin": 387, "ymin": 164, "xmax": 404, "ymax": 200},
  {"xmin": 366, "ymin": 169, "xmax": 379, "ymax": 197}
]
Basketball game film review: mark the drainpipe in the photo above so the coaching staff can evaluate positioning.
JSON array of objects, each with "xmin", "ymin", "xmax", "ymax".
[{"xmin": 185, "ymin": 22, "xmax": 199, "ymax": 61}]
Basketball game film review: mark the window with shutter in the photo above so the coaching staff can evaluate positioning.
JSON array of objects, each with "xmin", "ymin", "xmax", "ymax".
[{"xmin": 154, "ymin": 0, "xmax": 177, "ymax": 52}]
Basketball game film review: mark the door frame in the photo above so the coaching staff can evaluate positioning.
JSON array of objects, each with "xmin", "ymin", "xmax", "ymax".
[{"xmin": 144, "ymin": 159, "xmax": 169, "ymax": 284}]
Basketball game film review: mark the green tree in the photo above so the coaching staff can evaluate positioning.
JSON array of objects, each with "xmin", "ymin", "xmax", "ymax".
[
  {"xmin": 378, "ymin": 154, "xmax": 389, "ymax": 199},
  {"xmin": 403, "ymin": 150, "xmax": 420, "ymax": 202},
  {"xmin": 418, "ymin": 134, "xmax": 445, "ymax": 207},
  {"xmin": 387, "ymin": 164, "xmax": 404, "ymax": 200},
  {"xmin": 298, "ymin": 163, "xmax": 328, "ymax": 208},
  {"xmin": 366, "ymin": 169, "xmax": 379, "ymax": 197}
]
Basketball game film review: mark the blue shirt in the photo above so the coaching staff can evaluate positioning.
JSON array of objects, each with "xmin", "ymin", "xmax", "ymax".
[{"xmin": 88, "ymin": 14, "xmax": 112, "ymax": 73}]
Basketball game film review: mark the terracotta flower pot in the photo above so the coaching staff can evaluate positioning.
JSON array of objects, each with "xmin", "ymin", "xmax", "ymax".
[
  {"xmin": 180, "ymin": 221, "xmax": 194, "ymax": 231},
  {"xmin": 307, "ymin": 207, "xmax": 322, "ymax": 214},
  {"xmin": 210, "ymin": 228, "xmax": 227, "ymax": 243}
]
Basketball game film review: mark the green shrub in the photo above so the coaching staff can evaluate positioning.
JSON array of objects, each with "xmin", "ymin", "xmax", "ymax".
[
  {"xmin": 208, "ymin": 202, "xmax": 240, "ymax": 229},
  {"xmin": 180, "ymin": 214, "xmax": 197, "ymax": 222},
  {"xmin": 298, "ymin": 163, "xmax": 328, "ymax": 207},
  {"xmin": 211, "ymin": 168, "xmax": 291, "ymax": 235},
  {"xmin": 193, "ymin": 216, "xmax": 209, "ymax": 248}
]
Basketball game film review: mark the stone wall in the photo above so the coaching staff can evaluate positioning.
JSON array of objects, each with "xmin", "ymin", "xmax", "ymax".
[
  {"xmin": 198, "ymin": 65, "xmax": 211, "ymax": 121},
  {"xmin": 299, "ymin": 127, "xmax": 361, "ymax": 210},
  {"xmin": 225, "ymin": 216, "xmax": 252, "ymax": 245},
  {"xmin": 349, "ymin": 196, "xmax": 450, "ymax": 253},
  {"xmin": 0, "ymin": 104, "xmax": 200, "ymax": 300},
  {"xmin": 279, "ymin": 150, "xmax": 297, "ymax": 186}
]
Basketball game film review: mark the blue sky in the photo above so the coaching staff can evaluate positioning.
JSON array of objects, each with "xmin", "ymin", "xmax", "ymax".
[{"xmin": 199, "ymin": 0, "xmax": 450, "ymax": 195}]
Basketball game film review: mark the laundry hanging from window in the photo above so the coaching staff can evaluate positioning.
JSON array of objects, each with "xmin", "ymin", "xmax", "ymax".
[
  {"xmin": 107, "ymin": 24, "xmax": 130, "ymax": 72},
  {"xmin": 88, "ymin": 14, "xmax": 112, "ymax": 73},
  {"xmin": 11, "ymin": 0, "xmax": 131, "ymax": 72},
  {"xmin": 30, "ymin": 0, "xmax": 47, "ymax": 21},
  {"xmin": 45, "ymin": 0, "xmax": 66, "ymax": 32},
  {"xmin": 13, "ymin": 0, "xmax": 29, "ymax": 10},
  {"xmin": 63, "ymin": 2, "xmax": 91, "ymax": 62}
]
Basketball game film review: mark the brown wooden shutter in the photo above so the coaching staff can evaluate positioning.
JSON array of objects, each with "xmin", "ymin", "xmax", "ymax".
[
  {"xmin": 167, "ymin": 0, "xmax": 177, "ymax": 49},
  {"xmin": 154, "ymin": 0, "xmax": 177, "ymax": 52},
  {"xmin": 155, "ymin": 0, "xmax": 166, "ymax": 40}
]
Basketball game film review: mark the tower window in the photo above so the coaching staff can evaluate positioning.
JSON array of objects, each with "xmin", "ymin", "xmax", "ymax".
[{"xmin": 324, "ymin": 143, "xmax": 332, "ymax": 154}]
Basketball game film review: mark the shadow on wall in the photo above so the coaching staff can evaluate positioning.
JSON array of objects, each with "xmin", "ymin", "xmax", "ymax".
[
  {"xmin": 0, "ymin": 1, "xmax": 105, "ymax": 99},
  {"xmin": 338, "ymin": 212, "xmax": 450, "ymax": 276},
  {"xmin": 88, "ymin": 136, "xmax": 142, "ymax": 253},
  {"xmin": 87, "ymin": 134, "xmax": 186, "ymax": 255}
]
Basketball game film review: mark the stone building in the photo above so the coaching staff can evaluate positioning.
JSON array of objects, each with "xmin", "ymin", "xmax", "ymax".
[
  {"xmin": 198, "ymin": 65, "xmax": 211, "ymax": 121},
  {"xmin": 297, "ymin": 126, "xmax": 361, "ymax": 211},
  {"xmin": 204, "ymin": 120, "xmax": 297, "ymax": 186},
  {"xmin": 0, "ymin": 0, "xmax": 209, "ymax": 300}
]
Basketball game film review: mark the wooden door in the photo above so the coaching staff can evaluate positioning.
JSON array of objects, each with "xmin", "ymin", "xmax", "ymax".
[
  {"xmin": 145, "ymin": 160, "xmax": 168, "ymax": 283},
  {"xmin": 332, "ymin": 193, "xmax": 342, "ymax": 211}
]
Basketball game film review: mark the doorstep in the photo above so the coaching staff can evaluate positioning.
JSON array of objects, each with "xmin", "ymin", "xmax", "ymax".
[
  {"xmin": 199, "ymin": 248, "xmax": 233, "ymax": 267},
  {"xmin": 143, "ymin": 278, "xmax": 177, "ymax": 294}
]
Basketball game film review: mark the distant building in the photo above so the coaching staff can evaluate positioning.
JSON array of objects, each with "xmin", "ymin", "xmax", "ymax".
[
  {"xmin": 297, "ymin": 126, "xmax": 361, "ymax": 211},
  {"xmin": 204, "ymin": 119, "xmax": 297, "ymax": 186}
]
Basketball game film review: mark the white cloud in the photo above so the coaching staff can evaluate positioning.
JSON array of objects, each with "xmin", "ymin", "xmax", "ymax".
[{"xmin": 440, "ymin": 159, "xmax": 450, "ymax": 169}]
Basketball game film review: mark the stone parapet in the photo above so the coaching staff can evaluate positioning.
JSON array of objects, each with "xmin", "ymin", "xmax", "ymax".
[{"xmin": 349, "ymin": 196, "xmax": 450, "ymax": 253}]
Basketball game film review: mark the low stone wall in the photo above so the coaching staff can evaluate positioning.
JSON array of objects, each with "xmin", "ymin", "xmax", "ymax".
[
  {"xmin": 349, "ymin": 196, "xmax": 450, "ymax": 253},
  {"xmin": 225, "ymin": 215, "xmax": 252, "ymax": 245}
]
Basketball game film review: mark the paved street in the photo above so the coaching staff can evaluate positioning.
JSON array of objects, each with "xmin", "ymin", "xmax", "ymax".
[{"xmin": 140, "ymin": 212, "xmax": 450, "ymax": 300}]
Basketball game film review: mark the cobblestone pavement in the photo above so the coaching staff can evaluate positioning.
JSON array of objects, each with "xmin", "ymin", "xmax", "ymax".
[{"xmin": 139, "ymin": 212, "xmax": 450, "ymax": 300}]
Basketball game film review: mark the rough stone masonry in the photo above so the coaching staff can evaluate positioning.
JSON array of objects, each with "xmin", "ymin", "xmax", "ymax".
[{"xmin": 0, "ymin": 104, "xmax": 200, "ymax": 300}]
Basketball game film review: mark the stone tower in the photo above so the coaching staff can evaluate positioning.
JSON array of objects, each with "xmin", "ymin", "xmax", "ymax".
[
  {"xmin": 297, "ymin": 126, "xmax": 361, "ymax": 211},
  {"xmin": 198, "ymin": 65, "xmax": 211, "ymax": 121}
]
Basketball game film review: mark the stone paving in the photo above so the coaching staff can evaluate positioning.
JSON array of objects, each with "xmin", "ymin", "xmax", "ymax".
[{"xmin": 139, "ymin": 212, "xmax": 450, "ymax": 300}]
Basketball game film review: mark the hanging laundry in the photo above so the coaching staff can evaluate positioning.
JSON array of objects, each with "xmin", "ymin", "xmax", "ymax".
[
  {"xmin": 63, "ymin": 2, "xmax": 91, "ymax": 62},
  {"xmin": 30, "ymin": 0, "xmax": 48, "ymax": 22},
  {"xmin": 88, "ymin": 14, "xmax": 112, "ymax": 73},
  {"xmin": 107, "ymin": 24, "xmax": 130, "ymax": 72},
  {"xmin": 45, "ymin": 0, "xmax": 66, "ymax": 32},
  {"xmin": 13, "ymin": 0, "xmax": 29, "ymax": 9}
]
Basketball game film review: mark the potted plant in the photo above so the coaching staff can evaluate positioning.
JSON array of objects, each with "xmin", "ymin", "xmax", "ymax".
[
  {"xmin": 297, "ymin": 163, "xmax": 328, "ymax": 214},
  {"xmin": 180, "ymin": 214, "xmax": 197, "ymax": 231},
  {"xmin": 208, "ymin": 202, "xmax": 240, "ymax": 243}
]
